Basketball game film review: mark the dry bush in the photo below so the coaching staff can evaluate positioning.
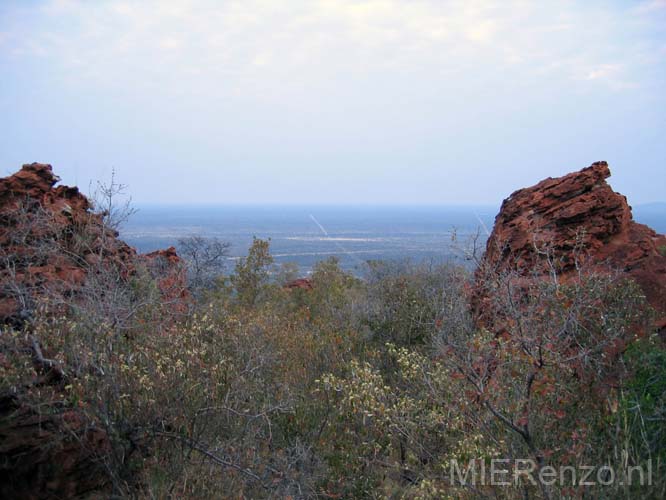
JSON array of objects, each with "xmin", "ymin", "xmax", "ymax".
[
  {"xmin": 177, "ymin": 235, "xmax": 231, "ymax": 295},
  {"xmin": 2, "ymin": 219, "xmax": 663, "ymax": 499}
]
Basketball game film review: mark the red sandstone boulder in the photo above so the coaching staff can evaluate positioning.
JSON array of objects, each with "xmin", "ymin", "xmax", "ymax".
[{"xmin": 476, "ymin": 161, "xmax": 666, "ymax": 331}]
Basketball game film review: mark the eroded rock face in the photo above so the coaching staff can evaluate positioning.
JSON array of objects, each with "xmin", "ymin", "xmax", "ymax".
[
  {"xmin": 0, "ymin": 163, "xmax": 188, "ymax": 324},
  {"xmin": 477, "ymin": 161, "xmax": 666, "ymax": 330}
]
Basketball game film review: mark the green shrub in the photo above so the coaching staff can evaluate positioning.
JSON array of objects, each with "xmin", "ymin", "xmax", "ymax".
[{"xmin": 617, "ymin": 337, "xmax": 666, "ymax": 489}]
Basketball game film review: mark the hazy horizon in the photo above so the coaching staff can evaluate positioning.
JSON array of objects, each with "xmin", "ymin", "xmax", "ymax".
[
  {"xmin": 119, "ymin": 202, "xmax": 666, "ymax": 274},
  {"xmin": 2, "ymin": 1, "xmax": 665, "ymax": 205},
  {"xmin": 127, "ymin": 200, "xmax": 666, "ymax": 208}
]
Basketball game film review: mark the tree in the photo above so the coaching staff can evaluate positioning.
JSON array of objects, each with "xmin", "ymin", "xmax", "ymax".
[
  {"xmin": 231, "ymin": 237, "xmax": 273, "ymax": 307},
  {"xmin": 90, "ymin": 168, "xmax": 136, "ymax": 236},
  {"xmin": 177, "ymin": 235, "xmax": 231, "ymax": 293}
]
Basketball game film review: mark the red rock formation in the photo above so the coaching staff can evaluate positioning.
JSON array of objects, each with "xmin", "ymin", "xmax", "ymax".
[
  {"xmin": 0, "ymin": 163, "xmax": 187, "ymax": 323},
  {"xmin": 476, "ymin": 161, "xmax": 666, "ymax": 331},
  {"xmin": 143, "ymin": 246, "xmax": 190, "ymax": 311},
  {"xmin": 284, "ymin": 277, "xmax": 314, "ymax": 291}
]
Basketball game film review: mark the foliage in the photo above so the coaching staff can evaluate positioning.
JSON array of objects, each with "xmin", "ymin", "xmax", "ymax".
[
  {"xmin": 2, "ymin": 231, "xmax": 664, "ymax": 499},
  {"xmin": 615, "ymin": 336, "xmax": 666, "ymax": 496},
  {"xmin": 230, "ymin": 237, "xmax": 274, "ymax": 308},
  {"xmin": 364, "ymin": 259, "xmax": 470, "ymax": 347}
]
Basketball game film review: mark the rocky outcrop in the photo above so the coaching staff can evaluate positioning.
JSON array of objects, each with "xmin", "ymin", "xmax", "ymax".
[
  {"xmin": 0, "ymin": 163, "xmax": 187, "ymax": 324},
  {"xmin": 0, "ymin": 163, "xmax": 189, "ymax": 498},
  {"xmin": 476, "ymin": 161, "xmax": 666, "ymax": 331},
  {"xmin": 284, "ymin": 277, "xmax": 313, "ymax": 291},
  {"xmin": 144, "ymin": 246, "xmax": 190, "ymax": 312}
]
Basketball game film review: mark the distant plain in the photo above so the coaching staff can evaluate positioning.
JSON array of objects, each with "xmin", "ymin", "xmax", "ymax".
[{"xmin": 121, "ymin": 204, "xmax": 666, "ymax": 274}]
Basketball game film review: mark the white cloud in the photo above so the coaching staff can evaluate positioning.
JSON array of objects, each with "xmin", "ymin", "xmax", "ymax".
[
  {"xmin": 0, "ymin": 0, "xmax": 662, "ymax": 98},
  {"xmin": 159, "ymin": 37, "xmax": 183, "ymax": 50},
  {"xmin": 580, "ymin": 64, "xmax": 640, "ymax": 91},
  {"xmin": 0, "ymin": 0, "xmax": 664, "ymax": 205},
  {"xmin": 583, "ymin": 63, "xmax": 621, "ymax": 81},
  {"xmin": 636, "ymin": 0, "xmax": 666, "ymax": 13},
  {"xmin": 464, "ymin": 19, "xmax": 497, "ymax": 42}
]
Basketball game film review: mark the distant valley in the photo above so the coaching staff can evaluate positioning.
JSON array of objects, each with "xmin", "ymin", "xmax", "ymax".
[{"xmin": 121, "ymin": 203, "xmax": 666, "ymax": 274}]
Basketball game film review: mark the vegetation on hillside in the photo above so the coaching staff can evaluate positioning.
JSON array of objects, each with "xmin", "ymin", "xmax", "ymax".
[{"xmin": 2, "ymin": 228, "xmax": 665, "ymax": 498}]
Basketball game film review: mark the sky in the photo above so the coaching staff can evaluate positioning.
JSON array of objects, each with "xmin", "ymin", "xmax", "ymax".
[{"xmin": 1, "ymin": 0, "xmax": 665, "ymax": 205}]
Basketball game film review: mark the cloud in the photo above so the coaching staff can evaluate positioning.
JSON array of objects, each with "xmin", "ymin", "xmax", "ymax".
[
  {"xmin": 464, "ymin": 19, "xmax": 498, "ymax": 42},
  {"xmin": 0, "ymin": 0, "xmax": 663, "ymax": 100},
  {"xmin": 583, "ymin": 63, "xmax": 621, "ymax": 81},
  {"xmin": 577, "ymin": 64, "xmax": 639, "ymax": 91},
  {"xmin": 0, "ymin": 0, "xmax": 664, "ymax": 205},
  {"xmin": 636, "ymin": 0, "xmax": 666, "ymax": 13}
]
